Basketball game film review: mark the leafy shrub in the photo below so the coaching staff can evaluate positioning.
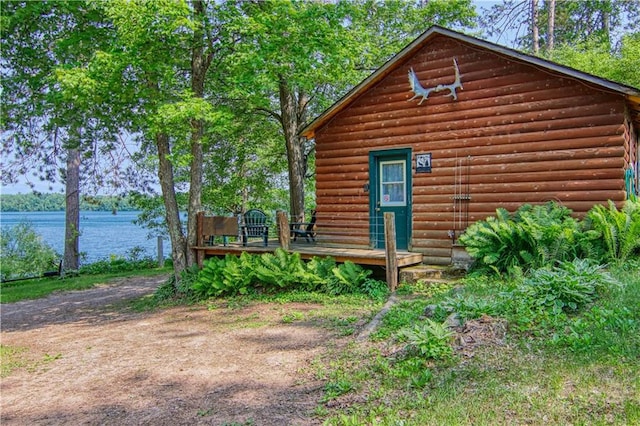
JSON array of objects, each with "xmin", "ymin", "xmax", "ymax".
[
  {"xmin": 514, "ymin": 202, "xmax": 585, "ymax": 263},
  {"xmin": 155, "ymin": 265, "xmax": 199, "ymax": 302},
  {"xmin": 398, "ymin": 318, "xmax": 454, "ymax": 361},
  {"xmin": 442, "ymin": 293, "xmax": 499, "ymax": 321},
  {"xmin": 358, "ymin": 277, "xmax": 390, "ymax": 301},
  {"xmin": 305, "ymin": 256, "xmax": 337, "ymax": 290},
  {"xmin": 585, "ymin": 199, "xmax": 640, "ymax": 265},
  {"xmin": 254, "ymin": 249, "xmax": 319, "ymax": 290},
  {"xmin": 513, "ymin": 259, "xmax": 616, "ymax": 314},
  {"xmin": 459, "ymin": 202, "xmax": 594, "ymax": 274},
  {"xmin": 78, "ymin": 252, "xmax": 157, "ymax": 275},
  {"xmin": 326, "ymin": 261, "xmax": 371, "ymax": 295},
  {"xmin": 458, "ymin": 207, "xmax": 532, "ymax": 273},
  {"xmin": 0, "ymin": 221, "xmax": 59, "ymax": 281},
  {"xmin": 192, "ymin": 253, "xmax": 256, "ymax": 298},
  {"xmin": 192, "ymin": 251, "xmax": 387, "ymax": 300}
]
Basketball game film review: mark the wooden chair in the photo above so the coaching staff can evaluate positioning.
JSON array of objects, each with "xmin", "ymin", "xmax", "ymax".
[
  {"xmin": 291, "ymin": 210, "xmax": 317, "ymax": 242},
  {"xmin": 241, "ymin": 209, "xmax": 269, "ymax": 246}
]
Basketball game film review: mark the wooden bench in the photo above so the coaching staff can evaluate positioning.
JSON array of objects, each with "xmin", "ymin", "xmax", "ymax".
[
  {"xmin": 241, "ymin": 209, "xmax": 269, "ymax": 246},
  {"xmin": 196, "ymin": 212, "xmax": 239, "ymax": 247},
  {"xmin": 194, "ymin": 212, "xmax": 240, "ymax": 267}
]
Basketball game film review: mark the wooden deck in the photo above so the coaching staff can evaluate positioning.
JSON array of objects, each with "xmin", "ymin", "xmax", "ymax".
[{"xmin": 193, "ymin": 240, "xmax": 423, "ymax": 268}]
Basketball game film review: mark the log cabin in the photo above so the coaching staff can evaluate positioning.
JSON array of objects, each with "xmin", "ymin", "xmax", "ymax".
[{"xmin": 300, "ymin": 26, "xmax": 640, "ymax": 265}]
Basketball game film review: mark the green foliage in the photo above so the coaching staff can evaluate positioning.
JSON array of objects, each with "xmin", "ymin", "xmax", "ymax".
[
  {"xmin": 585, "ymin": 200, "xmax": 640, "ymax": 265},
  {"xmin": 254, "ymin": 249, "xmax": 318, "ymax": 290},
  {"xmin": 77, "ymin": 250, "xmax": 157, "ymax": 275},
  {"xmin": 192, "ymin": 251, "xmax": 387, "ymax": 300},
  {"xmin": 372, "ymin": 299, "xmax": 434, "ymax": 340},
  {"xmin": 326, "ymin": 261, "xmax": 372, "ymax": 295},
  {"xmin": 305, "ymin": 256, "xmax": 337, "ymax": 290},
  {"xmin": 193, "ymin": 253, "xmax": 256, "ymax": 298},
  {"xmin": 513, "ymin": 259, "xmax": 616, "ymax": 314},
  {"xmin": 398, "ymin": 318, "xmax": 455, "ymax": 361},
  {"xmin": 549, "ymin": 33, "xmax": 640, "ymax": 89},
  {"xmin": 323, "ymin": 379, "xmax": 355, "ymax": 402},
  {"xmin": 0, "ymin": 221, "xmax": 59, "ymax": 281},
  {"xmin": 442, "ymin": 293, "xmax": 499, "ymax": 321},
  {"xmin": 458, "ymin": 201, "xmax": 624, "ymax": 275},
  {"xmin": 316, "ymin": 263, "xmax": 640, "ymax": 425},
  {"xmin": 153, "ymin": 265, "xmax": 199, "ymax": 304},
  {"xmin": 391, "ymin": 357, "xmax": 433, "ymax": 389}
]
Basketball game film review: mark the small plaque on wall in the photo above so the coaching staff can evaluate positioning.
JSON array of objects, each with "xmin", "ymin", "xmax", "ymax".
[{"xmin": 416, "ymin": 153, "xmax": 432, "ymax": 173}]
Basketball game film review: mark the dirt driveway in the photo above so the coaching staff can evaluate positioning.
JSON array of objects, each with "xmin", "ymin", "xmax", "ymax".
[{"xmin": 0, "ymin": 275, "xmax": 354, "ymax": 425}]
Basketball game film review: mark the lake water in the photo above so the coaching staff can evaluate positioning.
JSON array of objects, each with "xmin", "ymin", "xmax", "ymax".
[{"xmin": 0, "ymin": 211, "xmax": 167, "ymax": 264}]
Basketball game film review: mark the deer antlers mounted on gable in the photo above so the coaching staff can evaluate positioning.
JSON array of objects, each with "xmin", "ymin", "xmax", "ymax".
[{"xmin": 408, "ymin": 58, "xmax": 462, "ymax": 104}]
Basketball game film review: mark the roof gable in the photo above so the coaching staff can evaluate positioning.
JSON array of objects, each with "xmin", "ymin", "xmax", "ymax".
[{"xmin": 301, "ymin": 26, "xmax": 640, "ymax": 139}]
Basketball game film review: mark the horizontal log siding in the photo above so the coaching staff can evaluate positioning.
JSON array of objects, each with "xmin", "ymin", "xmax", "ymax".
[{"xmin": 314, "ymin": 36, "xmax": 628, "ymax": 264}]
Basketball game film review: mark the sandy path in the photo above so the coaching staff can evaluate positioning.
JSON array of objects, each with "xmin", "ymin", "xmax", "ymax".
[{"xmin": 1, "ymin": 275, "xmax": 333, "ymax": 425}]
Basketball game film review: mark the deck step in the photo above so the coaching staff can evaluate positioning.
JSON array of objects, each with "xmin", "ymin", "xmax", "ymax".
[{"xmin": 399, "ymin": 265, "xmax": 465, "ymax": 284}]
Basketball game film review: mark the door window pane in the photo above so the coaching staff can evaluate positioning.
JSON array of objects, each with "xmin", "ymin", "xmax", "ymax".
[{"xmin": 380, "ymin": 161, "xmax": 405, "ymax": 206}]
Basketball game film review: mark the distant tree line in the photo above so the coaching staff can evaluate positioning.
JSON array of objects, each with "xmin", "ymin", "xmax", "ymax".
[{"xmin": 0, "ymin": 194, "xmax": 138, "ymax": 212}]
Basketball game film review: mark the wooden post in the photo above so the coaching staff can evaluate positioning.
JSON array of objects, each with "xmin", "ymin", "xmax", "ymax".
[
  {"xmin": 384, "ymin": 212, "xmax": 398, "ymax": 291},
  {"xmin": 157, "ymin": 236, "xmax": 164, "ymax": 268},
  {"xmin": 277, "ymin": 211, "xmax": 290, "ymax": 251}
]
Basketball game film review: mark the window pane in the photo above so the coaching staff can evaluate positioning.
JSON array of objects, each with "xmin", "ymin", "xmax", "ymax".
[
  {"xmin": 380, "ymin": 161, "xmax": 405, "ymax": 206},
  {"xmin": 382, "ymin": 163, "xmax": 403, "ymax": 182},
  {"xmin": 382, "ymin": 183, "xmax": 405, "ymax": 203}
]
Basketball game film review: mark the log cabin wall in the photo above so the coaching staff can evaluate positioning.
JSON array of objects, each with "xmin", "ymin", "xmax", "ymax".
[{"xmin": 314, "ymin": 35, "xmax": 633, "ymax": 265}]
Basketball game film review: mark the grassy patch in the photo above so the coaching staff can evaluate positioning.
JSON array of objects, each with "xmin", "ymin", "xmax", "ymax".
[
  {"xmin": 0, "ymin": 345, "xmax": 64, "ymax": 377},
  {"xmin": 0, "ymin": 345, "xmax": 29, "ymax": 377},
  {"xmin": 0, "ymin": 267, "xmax": 171, "ymax": 304},
  {"xmin": 315, "ymin": 264, "xmax": 640, "ymax": 425}
]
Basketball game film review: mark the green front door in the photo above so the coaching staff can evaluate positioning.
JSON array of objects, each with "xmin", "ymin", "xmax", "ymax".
[{"xmin": 370, "ymin": 149, "xmax": 412, "ymax": 250}]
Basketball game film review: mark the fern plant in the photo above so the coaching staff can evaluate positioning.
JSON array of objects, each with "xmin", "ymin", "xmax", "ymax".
[
  {"xmin": 458, "ymin": 208, "xmax": 535, "ymax": 273},
  {"xmin": 586, "ymin": 200, "xmax": 640, "ymax": 265},
  {"xmin": 326, "ymin": 261, "xmax": 372, "ymax": 295},
  {"xmin": 192, "ymin": 253, "xmax": 255, "ymax": 297},
  {"xmin": 254, "ymin": 248, "xmax": 319, "ymax": 290},
  {"xmin": 305, "ymin": 256, "xmax": 337, "ymax": 290},
  {"xmin": 459, "ymin": 202, "xmax": 588, "ymax": 274},
  {"xmin": 515, "ymin": 202, "xmax": 580, "ymax": 265}
]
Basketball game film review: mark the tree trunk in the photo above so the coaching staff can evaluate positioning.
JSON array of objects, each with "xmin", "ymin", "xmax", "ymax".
[
  {"xmin": 279, "ymin": 79, "xmax": 306, "ymax": 219},
  {"xmin": 156, "ymin": 131, "xmax": 187, "ymax": 281},
  {"xmin": 547, "ymin": 0, "xmax": 556, "ymax": 52},
  {"xmin": 186, "ymin": 0, "xmax": 213, "ymax": 267},
  {"xmin": 601, "ymin": 7, "xmax": 611, "ymax": 49},
  {"xmin": 187, "ymin": 127, "xmax": 203, "ymax": 268},
  {"xmin": 63, "ymin": 147, "xmax": 81, "ymax": 272},
  {"xmin": 532, "ymin": 0, "xmax": 540, "ymax": 55}
]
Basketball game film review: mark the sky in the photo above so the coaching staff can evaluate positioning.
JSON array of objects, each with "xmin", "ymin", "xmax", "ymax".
[{"xmin": 1, "ymin": 0, "xmax": 504, "ymax": 196}]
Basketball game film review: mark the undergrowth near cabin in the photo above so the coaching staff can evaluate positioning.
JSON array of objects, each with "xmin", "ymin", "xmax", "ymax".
[
  {"xmin": 316, "ymin": 261, "xmax": 639, "ymax": 425},
  {"xmin": 314, "ymin": 200, "xmax": 640, "ymax": 425},
  {"xmin": 188, "ymin": 249, "xmax": 389, "ymax": 301}
]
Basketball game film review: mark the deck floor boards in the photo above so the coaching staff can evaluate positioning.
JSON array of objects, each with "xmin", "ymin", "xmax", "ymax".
[{"xmin": 193, "ymin": 240, "xmax": 423, "ymax": 267}]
